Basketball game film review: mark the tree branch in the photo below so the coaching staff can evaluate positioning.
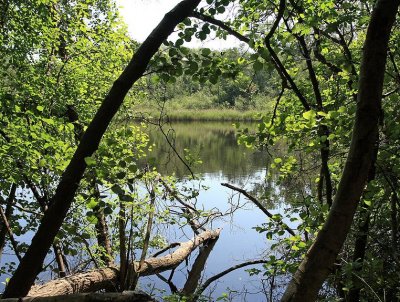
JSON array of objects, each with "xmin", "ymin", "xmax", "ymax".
[
  {"xmin": 190, "ymin": 11, "xmax": 250, "ymax": 43},
  {"xmin": 194, "ymin": 260, "xmax": 268, "ymax": 299},
  {"xmin": 3, "ymin": 0, "xmax": 203, "ymax": 297},
  {"xmin": 221, "ymin": 183, "xmax": 296, "ymax": 236},
  {"xmin": 27, "ymin": 229, "xmax": 221, "ymax": 297}
]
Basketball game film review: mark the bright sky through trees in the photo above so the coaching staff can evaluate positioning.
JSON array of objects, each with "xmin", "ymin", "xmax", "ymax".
[{"xmin": 115, "ymin": 0, "xmax": 239, "ymax": 49}]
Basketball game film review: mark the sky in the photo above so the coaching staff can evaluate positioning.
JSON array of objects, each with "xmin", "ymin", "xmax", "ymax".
[{"xmin": 115, "ymin": 0, "xmax": 240, "ymax": 49}]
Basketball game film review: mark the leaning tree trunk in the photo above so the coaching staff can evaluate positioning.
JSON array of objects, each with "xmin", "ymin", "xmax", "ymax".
[
  {"xmin": 2, "ymin": 0, "xmax": 202, "ymax": 298},
  {"xmin": 1, "ymin": 292, "xmax": 156, "ymax": 302},
  {"xmin": 281, "ymin": 0, "xmax": 400, "ymax": 301},
  {"xmin": 26, "ymin": 229, "xmax": 220, "ymax": 297}
]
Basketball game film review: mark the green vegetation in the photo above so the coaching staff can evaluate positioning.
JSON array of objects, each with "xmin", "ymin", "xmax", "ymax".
[
  {"xmin": 133, "ymin": 47, "xmax": 278, "ymax": 121},
  {"xmin": 1, "ymin": 0, "xmax": 400, "ymax": 301},
  {"xmin": 138, "ymin": 108, "xmax": 263, "ymax": 121}
]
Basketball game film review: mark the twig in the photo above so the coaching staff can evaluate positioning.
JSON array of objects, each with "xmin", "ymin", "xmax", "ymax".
[
  {"xmin": 156, "ymin": 273, "xmax": 178, "ymax": 293},
  {"xmin": 0, "ymin": 205, "xmax": 22, "ymax": 261},
  {"xmin": 151, "ymin": 242, "xmax": 180, "ymax": 258},
  {"xmin": 194, "ymin": 260, "xmax": 268, "ymax": 298},
  {"xmin": 221, "ymin": 183, "xmax": 296, "ymax": 236}
]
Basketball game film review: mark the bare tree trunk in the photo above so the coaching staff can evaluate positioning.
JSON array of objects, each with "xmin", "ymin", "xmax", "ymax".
[
  {"xmin": 1, "ymin": 291, "xmax": 156, "ymax": 302},
  {"xmin": 94, "ymin": 206, "xmax": 113, "ymax": 266},
  {"xmin": 130, "ymin": 181, "xmax": 157, "ymax": 289},
  {"xmin": 54, "ymin": 244, "xmax": 67, "ymax": 277},
  {"xmin": 0, "ymin": 187, "xmax": 21, "ymax": 262},
  {"xmin": 118, "ymin": 199, "xmax": 127, "ymax": 290},
  {"xmin": 2, "ymin": 0, "xmax": 202, "ymax": 297},
  {"xmin": 68, "ymin": 104, "xmax": 113, "ymax": 267},
  {"xmin": 28, "ymin": 267, "xmax": 119, "ymax": 297},
  {"xmin": 347, "ymin": 146, "xmax": 378, "ymax": 302},
  {"xmin": 27, "ymin": 229, "xmax": 220, "ymax": 297},
  {"xmin": 181, "ymin": 238, "xmax": 218, "ymax": 297},
  {"xmin": 281, "ymin": 0, "xmax": 400, "ymax": 300},
  {"xmin": 0, "ymin": 183, "xmax": 17, "ymax": 262}
]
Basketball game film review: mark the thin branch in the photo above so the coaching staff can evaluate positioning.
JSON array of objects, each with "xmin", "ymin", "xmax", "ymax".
[
  {"xmin": 0, "ymin": 204, "xmax": 22, "ymax": 261},
  {"xmin": 151, "ymin": 243, "xmax": 180, "ymax": 258},
  {"xmin": 313, "ymin": 31, "xmax": 343, "ymax": 74},
  {"xmin": 264, "ymin": 0, "xmax": 311, "ymax": 110},
  {"xmin": 132, "ymin": 178, "xmax": 158, "ymax": 289},
  {"xmin": 0, "ymin": 183, "xmax": 17, "ymax": 260},
  {"xmin": 382, "ymin": 87, "xmax": 399, "ymax": 98},
  {"xmin": 190, "ymin": 12, "xmax": 250, "ymax": 43},
  {"xmin": 158, "ymin": 177, "xmax": 205, "ymax": 234},
  {"xmin": 156, "ymin": 273, "xmax": 178, "ymax": 293},
  {"xmin": 195, "ymin": 260, "xmax": 268, "ymax": 298},
  {"xmin": 191, "ymin": 4, "xmax": 311, "ymax": 110},
  {"xmin": 221, "ymin": 183, "xmax": 296, "ymax": 236},
  {"xmin": 159, "ymin": 123, "xmax": 195, "ymax": 179}
]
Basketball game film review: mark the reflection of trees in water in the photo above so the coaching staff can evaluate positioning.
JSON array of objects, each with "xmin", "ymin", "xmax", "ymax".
[
  {"xmin": 142, "ymin": 121, "xmax": 314, "ymax": 208},
  {"xmin": 144, "ymin": 122, "xmax": 268, "ymax": 179}
]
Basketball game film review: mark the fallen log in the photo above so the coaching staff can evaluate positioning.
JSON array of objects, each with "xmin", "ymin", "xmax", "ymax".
[
  {"xmin": 27, "ymin": 267, "xmax": 119, "ymax": 297},
  {"xmin": 135, "ymin": 229, "xmax": 221, "ymax": 276},
  {"xmin": 1, "ymin": 291, "xmax": 156, "ymax": 302},
  {"xmin": 27, "ymin": 229, "xmax": 221, "ymax": 297}
]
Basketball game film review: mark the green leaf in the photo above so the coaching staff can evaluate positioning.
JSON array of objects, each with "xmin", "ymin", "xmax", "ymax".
[
  {"xmin": 87, "ymin": 199, "xmax": 98, "ymax": 210},
  {"xmin": 202, "ymin": 48, "xmax": 211, "ymax": 56},
  {"xmin": 302, "ymin": 110, "xmax": 315, "ymax": 120},
  {"xmin": 42, "ymin": 118, "xmax": 55, "ymax": 125},
  {"xmin": 364, "ymin": 200, "xmax": 372, "ymax": 207},
  {"xmin": 291, "ymin": 245, "xmax": 300, "ymax": 251},
  {"xmin": 84, "ymin": 156, "xmax": 96, "ymax": 166},
  {"xmin": 217, "ymin": 6, "xmax": 225, "ymax": 13},
  {"xmin": 175, "ymin": 38, "xmax": 184, "ymax": 47}
]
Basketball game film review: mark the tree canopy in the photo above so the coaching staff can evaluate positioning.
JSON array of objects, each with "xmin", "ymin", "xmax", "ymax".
[{"xmin": 1, "ymin": 0, "xmax": 400, "ymax": 301}]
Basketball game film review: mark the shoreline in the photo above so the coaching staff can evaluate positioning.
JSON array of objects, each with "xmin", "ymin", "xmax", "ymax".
[{"xmin": 131, "ymin": 109, "xmax": 266, "ymax": 122}]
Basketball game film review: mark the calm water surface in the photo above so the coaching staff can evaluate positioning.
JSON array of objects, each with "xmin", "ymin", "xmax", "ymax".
[
  {"xmin": 142, "ymin": 121, "xmax": 287, "ymax": 301},
  {"xmin": 0, "ymin": 121, "xmax": 289, "ymax": 301}
]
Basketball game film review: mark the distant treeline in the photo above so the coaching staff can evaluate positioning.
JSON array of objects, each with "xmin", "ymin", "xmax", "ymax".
[{"xmin": 136, "ymin": 47, "xmax": 280, "ymax": 115}]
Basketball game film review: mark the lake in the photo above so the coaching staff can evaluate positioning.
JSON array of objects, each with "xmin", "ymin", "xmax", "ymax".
[
  {"xmin": 0, "ymin": 121, "xmax": 291, "ymax": 301},
  {"xmin": 141, "ymin": 121, "xmax": 288, "ymax": 301}
]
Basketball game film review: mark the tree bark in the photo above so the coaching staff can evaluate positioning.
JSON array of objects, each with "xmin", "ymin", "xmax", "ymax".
[
  {"xmin": 0, "ymin": 195, "xmax": 21, "ymax": 262},
  {"xmin": 1, "ymin": 291, "xmax": 156, "ymax": 302},
  {"xmin": 26, "ymin": 229, "xmax": 220, "ymax": 297},
  {"xmin": 2, "ymin": 0, "xmax": 201, "ymax": 298},
  {"xmin": 181, "ymin": 238, "xmax": 218, "ymax": 296},
  {"xmin": 0, "ymin": 183, "xmax": 17, "ymax": 262},
  {"xmin": 347, "ymin": 146, "xmax": 378, "ymax": 302},
  {"xmin": 28, "ymin": 267, "xmax": 119, "ymax": 297},
  {"xmin": 94, "ymin": 204, "xmax": 113, "ymax": 266},
  {"xmin": 281, "ymin": 0, "xmax": 400, "ymax": 301}
]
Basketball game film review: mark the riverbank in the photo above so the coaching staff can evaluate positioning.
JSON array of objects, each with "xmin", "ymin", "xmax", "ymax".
[{"xmin": 134, "ymin": 108, "xmax": 265, "ymax": 122}]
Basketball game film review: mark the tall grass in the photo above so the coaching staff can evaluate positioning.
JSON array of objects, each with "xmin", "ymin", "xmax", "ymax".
[
  {"xmin": 133, "ymin": 92, "xmax": 272, "ymax": 121},
  {"xmin": 134, "ymin": 108, "xmax": 265, "ymax": 121}
]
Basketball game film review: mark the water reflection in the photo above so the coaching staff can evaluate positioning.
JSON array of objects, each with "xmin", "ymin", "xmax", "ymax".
[
  {"xmin": 144, "ymin": 121, "xmax": 268, "ymax": 180},
  {"xmin": 141, "ymin": 122, "xmax": 278, "ymax": 301},
  {"xmin": 0, "ymin": 122, "xmax": 280, "ymax": 301}
]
